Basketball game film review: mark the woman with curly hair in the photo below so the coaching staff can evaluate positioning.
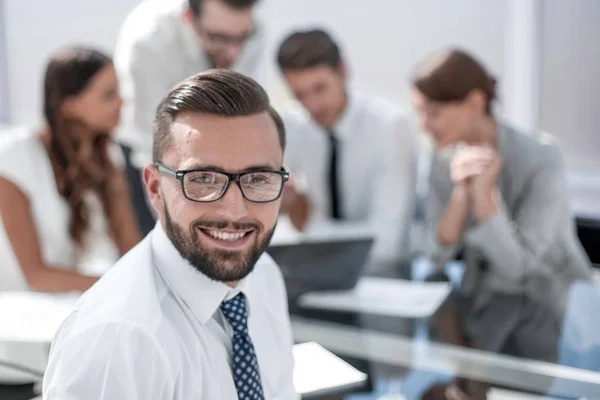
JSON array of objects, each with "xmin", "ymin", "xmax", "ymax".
[{"xmin": 0, "ymin": 47, "xmax": 141, "ymax": 292}]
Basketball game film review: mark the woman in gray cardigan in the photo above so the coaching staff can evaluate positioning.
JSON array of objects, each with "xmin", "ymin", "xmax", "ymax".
[{"xmin": 412, "ymin": 48, "xmax": 592, "ymax": 399}]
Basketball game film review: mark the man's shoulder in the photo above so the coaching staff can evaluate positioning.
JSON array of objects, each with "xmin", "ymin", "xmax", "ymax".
[
  {"xmin": 251, "ymin": 253, "xmax": 287, "ymax": 295},
  {"xmin": 351, "ymin": 87, "xmax": 408, "ymax": 124},
  {"xmin": 116, "ymin": 0, "xmax": 187, "ymax": 53},
  {"xmin": 280, "ymin": 101, "xmax": 322, "ymax": 153},
  {"xmin": 253, "ymin": 252, "xmax": 284, "ymax": 282},
  {"xmin": 62, "ymin": 236, "xmax": 169, "ymax": 341},
  {"xmin": 281, "ymin": 100, "xmax": 312, "ymax": 127}
]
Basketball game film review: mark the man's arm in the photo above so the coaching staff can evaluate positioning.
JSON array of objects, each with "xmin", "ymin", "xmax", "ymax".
[
  {"xmin": 370, "ymin": 117, "xmax": 417, "ymax": 268},
  {"xmin": 235, "ymin": 20, "xmax": 268, "ymax": 89},
  {"xmin": 43, "ymin": 319, "xmax": 173, "ymax": 399},
  {"xmin": 280, "ymin": 113, "xmax": 314, "ymax": 231},
  {"xmin": 281, "ymin": 177, "xmax": 311, "ymax": 232},
  {"xmin": 114, "ymin": 40, "xmax": 173, "ymax": 168}
]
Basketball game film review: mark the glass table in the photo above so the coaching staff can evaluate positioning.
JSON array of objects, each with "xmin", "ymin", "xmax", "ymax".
[{"xmin": 287, "ymin": 259, "xmax": 600, "ymax": 400}]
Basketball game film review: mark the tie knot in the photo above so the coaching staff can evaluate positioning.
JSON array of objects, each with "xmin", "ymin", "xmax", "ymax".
[
  {"xmin": 328, "ymin": 130, "xmax": 338, "ymax": 143},
  {"xmin": 220, "ymin": 293, "xmax": 249, "ymax": 335}
]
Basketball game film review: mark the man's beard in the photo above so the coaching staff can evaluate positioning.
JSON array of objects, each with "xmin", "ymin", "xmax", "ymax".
[{"xmin": 163, "ymin": 204, "xmax": 275, "ymax": 282}]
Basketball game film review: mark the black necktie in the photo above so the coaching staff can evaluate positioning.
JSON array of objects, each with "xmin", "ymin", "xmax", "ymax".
[{"xmin": 328, "ymin": 131, "xmax": 342, "ymax": 220}]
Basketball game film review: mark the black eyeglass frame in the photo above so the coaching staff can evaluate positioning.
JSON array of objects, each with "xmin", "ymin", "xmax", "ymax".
[{"xmin": 155, "ymin": 162, "xmax": 290, "ymax": 204}]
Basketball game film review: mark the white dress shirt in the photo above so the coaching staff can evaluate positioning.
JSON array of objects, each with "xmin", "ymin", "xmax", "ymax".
[
  {"xmin": 43, "ymin": 223, "xmax": 298, "ymax": 400},
  {"xmin": 282, "ymin": 88, "xmax": 416, "ymax": 268},
  {"xmin": 113, "ymin": 0, "xmax": 267, "ymax": 168}
]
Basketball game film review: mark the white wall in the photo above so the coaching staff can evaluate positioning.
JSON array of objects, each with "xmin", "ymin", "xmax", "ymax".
[
  {"xmin": 0, "ymin": 0, "xmax": 9, "ymax": 123},
  {"xmin": 540, "ymin": 0, "xmax": 600, "ymax": 170},
  {"xmin": 539, "ymin": 0, "xmax": 600, "ymax": 216},
  {"xmin": 260, "ymin": 0, "xmax": 507, "ymax": 113},
  {"xmin": 3, "ymin": 0, "xmax": 508, "ymax": 126}
]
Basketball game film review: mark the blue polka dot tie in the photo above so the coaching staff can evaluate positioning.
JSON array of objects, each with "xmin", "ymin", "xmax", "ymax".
[{"xmin": 220, "ymin": 293, "xmax": 265, "ymax": 400}]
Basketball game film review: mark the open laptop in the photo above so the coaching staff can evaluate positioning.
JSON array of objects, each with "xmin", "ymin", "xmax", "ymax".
[{"xmin": 267, "ymin": 237, "xmax": 374, "ymax": 300}]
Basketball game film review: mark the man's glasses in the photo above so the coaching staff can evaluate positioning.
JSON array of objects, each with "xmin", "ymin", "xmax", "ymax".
[
  {"xmin": 155, "ymin": 162, "xmax": 289, "ymax": 203},
  {"xmin": 198, "ymin": 26, "xmax": 255, "ymax": 48}
]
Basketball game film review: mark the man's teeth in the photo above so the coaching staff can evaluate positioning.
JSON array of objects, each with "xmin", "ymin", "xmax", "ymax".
[{"xmin": 205, "ymin": 230, "xmax": 247, "ymax": 241}]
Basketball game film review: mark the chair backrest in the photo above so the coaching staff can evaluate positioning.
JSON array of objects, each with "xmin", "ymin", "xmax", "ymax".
[
  {"xmin": 547, "ymin": 281, "xmax": 600, "ymax": 397},
  {"xmin": 558, "ymin": 281, "xmax": 600, "ymax": 370}
]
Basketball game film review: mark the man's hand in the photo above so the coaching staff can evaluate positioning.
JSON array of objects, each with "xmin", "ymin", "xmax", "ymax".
[{"xmin": 280, "ymin": 174, "xmax": 311, "ymax": 232}]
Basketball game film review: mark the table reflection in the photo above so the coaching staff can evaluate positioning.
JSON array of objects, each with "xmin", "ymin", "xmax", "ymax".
[{"xmin": 286, "ymin": 255, "xmax": 600, "ymax": 400}]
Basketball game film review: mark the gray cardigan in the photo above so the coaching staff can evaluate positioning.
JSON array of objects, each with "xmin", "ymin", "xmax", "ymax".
[{"xmin": 425, "ymin": 123, "xmax": 592, "ymax": 315}]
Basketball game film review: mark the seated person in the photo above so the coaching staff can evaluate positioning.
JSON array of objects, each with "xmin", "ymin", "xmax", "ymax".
[
  {"xmin": 276, "ymin": 29, "xmax": 416, "ymax": 275},
  {"xmin": 0, "ymin": 47, "xmax": 141, "ymax": 292},
  {"xmin": 43, "ymin": 70, "xmax": 297, "ymax": 399},
  {"xmin": 413, "ymin": 48, "xmax": 592, "ymax": 367}
]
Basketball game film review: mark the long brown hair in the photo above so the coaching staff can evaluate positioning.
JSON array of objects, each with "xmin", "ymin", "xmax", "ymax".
[
  {"xmin": 412, "ymin": 48, "xmax": 497, "ymax": 116},
  {"xmin": 43, "ymin": 47, "xmax": 122, "ymax": 247}
]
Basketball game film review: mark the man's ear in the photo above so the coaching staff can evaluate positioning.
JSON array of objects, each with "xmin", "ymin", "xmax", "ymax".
[
  {"xmin": 337, "ymin": 62, "xmax": 348, "ymax": 82},
  {"xmin": 143, "ymin": 165, "xmax": 163, "ymax": 215},
  {"xmin": 182, "ymin": 7, "xmax": 195, "ymax": 24}
]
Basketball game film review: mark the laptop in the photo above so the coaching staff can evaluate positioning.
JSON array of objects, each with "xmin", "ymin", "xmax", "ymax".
[{"xmin": 267, "ymin": 237, "xmax": 374, "ymax": 300}]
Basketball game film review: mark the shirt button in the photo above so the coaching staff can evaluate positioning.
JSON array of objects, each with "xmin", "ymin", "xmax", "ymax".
[{"xmin": 508, "ymin": 221, "xmax": 518, "ymax": 233}]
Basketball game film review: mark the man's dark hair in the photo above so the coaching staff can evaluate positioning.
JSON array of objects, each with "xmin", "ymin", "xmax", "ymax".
[
  {"xmin": 153, "ymin": 69, "xmax": 285, "ymax": 163},
  {"xmin": 188, "ymin": 0, "xmax": 258, "ymax": 17},
  {"xmin": 277, "ymin": 29, "xmax": 342, "ymax": 71}
]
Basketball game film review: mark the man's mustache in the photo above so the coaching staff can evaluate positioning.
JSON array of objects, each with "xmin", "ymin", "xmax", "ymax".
[{"xmin": 190, "ymin": 219, "xmax": 261, "ymax": 233}]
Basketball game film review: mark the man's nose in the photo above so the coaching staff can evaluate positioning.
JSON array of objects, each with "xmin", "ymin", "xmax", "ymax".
[{"xmin": 214, "ymin": 180, "xmax": 249, "ymax": 221}]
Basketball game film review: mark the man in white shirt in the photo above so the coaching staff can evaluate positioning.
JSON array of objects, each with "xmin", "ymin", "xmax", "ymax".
[
  {"xmin": 277, "ymin": 29, "xmax": 416, "ymax": 275},
  {"xmin": 114, "ymin": 0, "xmax": 266, "ymax": 233},
  {"xmin": 43, "ymin": 70, "xmax": 298, "ymax": 400}
]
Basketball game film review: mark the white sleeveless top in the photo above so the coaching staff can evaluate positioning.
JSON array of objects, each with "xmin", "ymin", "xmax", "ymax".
[{"xmin": 0, "ymin": 129, "xmax": 121, "ymax": 291}]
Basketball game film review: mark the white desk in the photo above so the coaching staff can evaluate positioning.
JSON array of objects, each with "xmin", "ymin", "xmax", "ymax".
[{"xmin": 0, "ymin": 292, "xmax": 79, "ymax": 383}]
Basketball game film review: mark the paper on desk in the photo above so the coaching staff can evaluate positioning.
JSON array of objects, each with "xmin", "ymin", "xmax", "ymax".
[
  {"xmin": 298, "ymin": 277, "xmax": 452, "ymax": 318},
  {"xmin": 293, "ymin": 341, "xmax": 367, "ymax": 396},
  {"xmin": 0, "ymin": 292, "xmax": 79, "ymax": 342}
]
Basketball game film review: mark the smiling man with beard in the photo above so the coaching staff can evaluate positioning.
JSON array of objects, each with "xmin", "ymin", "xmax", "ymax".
[{"xmin": 43, "ymin": 70, "xmax": 299, "ymax": 400}]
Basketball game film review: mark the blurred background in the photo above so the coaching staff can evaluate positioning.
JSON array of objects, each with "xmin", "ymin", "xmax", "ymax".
[
  {"xmin": 1, "ymin": 1, "xmax": 600, "ymax": 399},
  {"xmin": 1, "ymin": 0, "xmax": 598, "ymax": 196}
]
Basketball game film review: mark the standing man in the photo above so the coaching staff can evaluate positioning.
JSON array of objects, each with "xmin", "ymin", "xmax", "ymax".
[
  {"xmin": 277, "ymin": 29, "xmax": 416, "ymax": 276},
  {"xmin": 114, "ymin": 0, "xmax": 266, "ymax": 234},
  {"xmin": 43, "ymin": 70, "xmax": 298, "ymax": 400}
]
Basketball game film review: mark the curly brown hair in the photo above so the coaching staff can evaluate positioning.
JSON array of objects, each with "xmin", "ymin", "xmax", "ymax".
[{"xmin": 42, "ymin": 47, "xmax": 124, "ymax": 247}]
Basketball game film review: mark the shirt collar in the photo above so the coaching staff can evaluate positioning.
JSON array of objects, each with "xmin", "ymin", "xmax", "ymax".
[
  {"xmin": 150, "ymin": 222, "xmax": 252, "ymax": 325},
  {"xmin": 330, "ymin": 90, "xmax": 359, "ymax": 141}
]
